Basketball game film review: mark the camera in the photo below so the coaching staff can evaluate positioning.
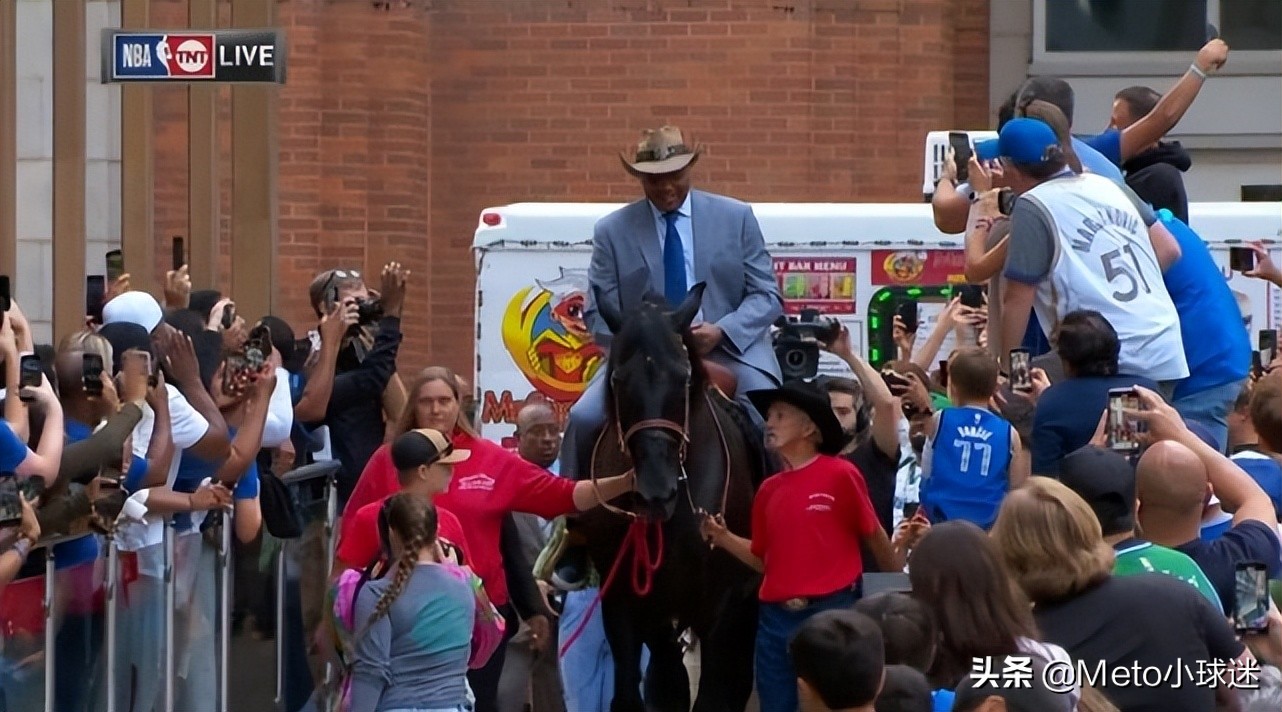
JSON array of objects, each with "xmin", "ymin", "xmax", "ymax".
[
  {"xmin": 353, "ymin": 297, "xmax": 384, "ymax": 326},
  {"xmin": 773, "ymin": 309, "xmax": 840, "ymax": 381}
]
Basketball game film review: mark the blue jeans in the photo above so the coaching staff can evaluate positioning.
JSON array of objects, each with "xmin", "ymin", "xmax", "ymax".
[
  {"xmin": 1173, "ymin": 378, "xmax": 1247, "ymax": 454},
  {"xmin": 558, "ymin": 588, "xmax": 649, "ymax": 710},
  {"xmin": 755, "ymin": 589, "xmax": 858, "ymax": 712}
]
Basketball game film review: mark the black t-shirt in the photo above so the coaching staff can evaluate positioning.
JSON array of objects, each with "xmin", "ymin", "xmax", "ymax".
[
  {"xmin": 1035, "ymin": 574, "xmax": 1244, "ymax": 712},
  {"xmin": 1175, "ymin": 519, "xmax": 1282, "ymax": 615},
  {"xmin": 844, "ymin": 437, "xmax": 899, "ymax": 535},
  {"xmin": 847, "ymin": 438, "xmax": 899, "ymax": 575}
]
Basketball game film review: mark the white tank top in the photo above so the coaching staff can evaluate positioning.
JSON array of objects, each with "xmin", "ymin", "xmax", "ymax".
[{"xmin": 1023, "ymin": 174, "xmax": 1188, "ymax": 382}]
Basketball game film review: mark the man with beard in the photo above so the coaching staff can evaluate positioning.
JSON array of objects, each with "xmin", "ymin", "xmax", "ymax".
[{"xmin": 817, "ymin": 325, "xmax": 902, "ymax": 536}]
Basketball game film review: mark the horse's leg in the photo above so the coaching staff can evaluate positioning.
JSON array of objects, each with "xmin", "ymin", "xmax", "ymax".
[
  {"xmin": 640, "ymin": 623, "xmax": 690, "ymax": 712},
  {"xmin": 602, "ymin": 598, "xmax": 646, "ymax": 712},
  {"xmin": 691, "ymin": 586, "xmax": 758, "ymax": 712}
]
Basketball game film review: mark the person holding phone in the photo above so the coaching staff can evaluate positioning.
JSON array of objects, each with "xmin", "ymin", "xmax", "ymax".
[
  {"xmin": 0, "ymin": 319, "xmax": 63, "ymax": 486},
  {"xmin": 0, "ymin": 493, "xmax": 39, "ymax": 591},
  {"xmin": 1130, "ymin": 385, "xmax": 1282, "ymax": 614}
]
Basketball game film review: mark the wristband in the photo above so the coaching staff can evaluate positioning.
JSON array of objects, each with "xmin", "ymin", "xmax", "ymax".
[
  {"xmin": 11, "ymin": 537, "xmax": 31, "ymax": 559},
  {"xmin": 1189, "ymin": 63, "xmax": 1207, "ymax": 80}
]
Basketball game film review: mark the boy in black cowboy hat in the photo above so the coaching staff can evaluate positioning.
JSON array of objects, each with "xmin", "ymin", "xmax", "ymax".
[{"xmin": 702, "ymin": 379, "xmax": 900, "ymax": 712}]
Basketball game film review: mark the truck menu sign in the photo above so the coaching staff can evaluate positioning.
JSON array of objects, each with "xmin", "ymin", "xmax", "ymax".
[{"xmin": 101, "ymin": 29, "xmax": 285, "ymax": 84}]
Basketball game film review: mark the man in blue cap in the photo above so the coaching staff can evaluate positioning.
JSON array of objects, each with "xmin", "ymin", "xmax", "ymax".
[{"xmin": 973, "ymin": 117, "xmax": 1188, "ymax": 396}]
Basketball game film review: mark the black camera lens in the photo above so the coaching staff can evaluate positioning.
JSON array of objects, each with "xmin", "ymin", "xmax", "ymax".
[{"xmin": 784, "ymin": 349, "xmax": 806, "ymax": 368}]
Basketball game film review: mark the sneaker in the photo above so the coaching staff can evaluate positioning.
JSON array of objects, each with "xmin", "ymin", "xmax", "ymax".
[{"xmin": 550, "ymin": 544, "xmax": 590, "ymax": 592}]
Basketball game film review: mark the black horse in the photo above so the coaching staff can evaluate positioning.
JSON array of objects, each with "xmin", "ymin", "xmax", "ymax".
[{"xmin": 574, "ymin": 283, "xmax": 763, "ymax": 712}]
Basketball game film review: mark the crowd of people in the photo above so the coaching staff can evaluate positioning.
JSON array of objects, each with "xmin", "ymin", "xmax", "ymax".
[{"xmin": 2, "ymin": 29, "xmax": 1280, "ymax": 712}]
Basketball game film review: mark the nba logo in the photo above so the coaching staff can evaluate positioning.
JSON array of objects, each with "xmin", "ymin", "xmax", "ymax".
[{"xmin": 161, "ymin": 34, "xmax": 215, "ymax": 78}]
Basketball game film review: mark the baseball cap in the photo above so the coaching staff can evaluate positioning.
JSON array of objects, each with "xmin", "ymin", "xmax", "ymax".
[
  {"xmin": 390, "ymin": 428, "xmax": 470, "ymax": 471},
  {"xmin": 974, "ymin": 117, "xmax": 1059, "ymax": 165},
  {"xmin": 953, "ymin": 655, "xmax": 1072, "ymax": 712},
  {"xmin": 1059, "ymin": 445, "xmax": 1136, "ymax": 537}
]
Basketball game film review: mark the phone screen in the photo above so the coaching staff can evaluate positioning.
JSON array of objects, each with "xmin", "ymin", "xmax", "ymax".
[
  {"xmin": 86, "ymin": 275, "xmax": 106, "ymax": 324},
  {"xmin": 105, "ymin": 250, "xmax": 125, "ymax": 282},
  {"xmin": 1233, "ymin": 564, "xmax": 1271, "ymax": 633},
  {"xmin": 172, "ymin": 236, "xmax": 185, "ymax": 272},
  {"xmin": 83, "ymin": 354, "xmax": 104, "ymax": 396},
  {"xmin": 948, "ymin": 132, "xmax": 972, "ymax": 183},
  {"xmin": 1230, "ymin": 247, "xmax": 1256, "ymax": 273},
  {"xmin": 1107, "ymin": 389, "xmax": 1142, "ymax": 452},
  {"xmin": 957, "ymin": 284, "xmax": 984, "ymax": 309},
  {"xmin": 0, "ymin": 479, "xmax": 22, "ymax": 527},
  {"xmin": 938, "ymin": 360, "xmax": 949, "ymax": 389},
  {"xmin": 1009, "ymin": 349, "xmax": 1032, "ymax": 391},
  {"xmin": 1260, "ymin": 330, "xmax": 1278, "ymax": 366},
  {"xmin": 19, "ymin": 354, "xmax": 41, "ymax": 390},
  {"xmin": 894, "ymin": 300, "xmax": 919, "ymax": 333},
  {"xmin": 0, "ymin": 275, "xmax": 10, "ymax": 312},
  {"xmin": 222, "ymin": 304, "xmax": 236, "ymax": 331}
]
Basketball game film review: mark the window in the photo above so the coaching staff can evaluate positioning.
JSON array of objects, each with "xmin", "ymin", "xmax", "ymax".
[{"xmin": 1036, "ymin": 0, "xmax": 1282, "ymax": 59}]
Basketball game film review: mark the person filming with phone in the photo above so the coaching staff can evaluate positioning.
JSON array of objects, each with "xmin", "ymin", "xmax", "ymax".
[{"xmin": 976, "ymin": 117, "xmax": 1188, "ymax": 395}]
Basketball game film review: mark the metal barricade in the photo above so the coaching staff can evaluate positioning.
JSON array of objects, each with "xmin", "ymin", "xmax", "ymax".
[{"xmin": 1, "ymin": 459, "xmax": 339, "ymax": 712}]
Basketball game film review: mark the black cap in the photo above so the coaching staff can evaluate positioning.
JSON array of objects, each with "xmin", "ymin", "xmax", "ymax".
[
  {"xmin": 98, "ymin": 322, "xmax": 152, "ymax": 373},
  {"xmin": 1059, "ymin": 445, "xmax": 1136, "ymax": 538},
  {"xmin": 747, "ymin": 380, "xmax": 845, "ymax": 455},
  {"xmin": 391, "ymin": 429, "xmax": 471, "ymax": 471},
  {"xmin": 953, "ymin": 654, "xmax": 1073, "ymax": 712}
]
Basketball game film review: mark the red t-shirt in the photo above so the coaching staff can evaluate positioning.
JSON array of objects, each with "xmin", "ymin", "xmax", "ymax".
[
  {"xmin": 749, "ymin": 454, "xmax": 880, "ymax": 603},
  {"xmin": 335, "ymin": 494, "xmax": 471, "ymax": 571},
  {"xmin": 341, "ymin": 432, "xmax": 578, "ymax": 606}
]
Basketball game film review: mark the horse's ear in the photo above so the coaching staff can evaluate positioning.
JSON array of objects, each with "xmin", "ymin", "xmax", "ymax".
[
  {"xmin": 592, "ymin": 285, "xmax": 623, "ymax": 334},
  {"xmin": 670, "ymin": 282, "xmax": 706, "ymax": 331}
]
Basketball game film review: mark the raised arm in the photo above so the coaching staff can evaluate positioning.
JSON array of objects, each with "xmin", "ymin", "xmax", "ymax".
[
  {"xmin": 825, "ymin": 326, "xmax": 901, "ymax": 461},
  {"xmin": 1117, "ymin": 39, "xmax": 1229, "ymax": 162}
]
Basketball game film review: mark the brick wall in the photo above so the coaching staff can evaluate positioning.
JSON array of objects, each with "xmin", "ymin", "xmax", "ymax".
[{"xmin": 149, "ymin": 0, "xmax": 989, "ymax": 377}]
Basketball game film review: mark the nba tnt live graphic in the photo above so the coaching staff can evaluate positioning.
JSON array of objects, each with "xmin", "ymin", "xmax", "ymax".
[{"xmin": 101, "ymin": 29, "xmax": 286, "ymax": 84}]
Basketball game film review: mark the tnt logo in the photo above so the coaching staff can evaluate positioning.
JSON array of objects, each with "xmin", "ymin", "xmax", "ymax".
[{"xmin": 161, "ymin": 35, "xmax": 215, "ymax": 78}]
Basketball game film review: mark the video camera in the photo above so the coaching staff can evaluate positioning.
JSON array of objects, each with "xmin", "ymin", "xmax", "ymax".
[{"xmin": 772, "ymin": 309, "xmax": 841, "ymax": 381}]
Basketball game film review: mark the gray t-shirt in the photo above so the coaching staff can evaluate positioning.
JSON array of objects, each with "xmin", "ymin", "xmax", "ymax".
[
  {"xmin": 351, "ymin": 563, "xmax": 474, "ymax": 712},
  {"xmin": 1004, "ymin": 174, "xmax": 1158, "ymax": 285}
]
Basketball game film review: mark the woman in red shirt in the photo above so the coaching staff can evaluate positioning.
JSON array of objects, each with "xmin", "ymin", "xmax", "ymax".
[
  {"xmin": 341, "ymin": 366, "xmax": 634, "ymax": 712},
  {"xmin": 702, "ymin": 379, "xmax": 900, "ymax": 712}
]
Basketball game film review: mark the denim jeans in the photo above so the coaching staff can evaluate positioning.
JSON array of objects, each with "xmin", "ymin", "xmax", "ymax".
[
  {"xmin": 557, "ymin": 588, "xmax": 650, "ymax": 711},
  {"xmin": 1172, "ymin": 378, "xmax": 1246, "ymax": 454},
  {"xmin": 755, "ymin": 589, "xmax": 858, "ymax": 712}
]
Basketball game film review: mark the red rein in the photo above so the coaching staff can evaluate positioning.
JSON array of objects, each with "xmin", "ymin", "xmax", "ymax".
[{"xmin": 559, "ymin": 518, "xmax": 665, "ymax": 658}]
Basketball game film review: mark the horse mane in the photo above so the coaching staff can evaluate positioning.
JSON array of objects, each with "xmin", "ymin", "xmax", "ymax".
[{"xmin": 606, "ymin": 298, "xmax": 707, "ymax": 394}]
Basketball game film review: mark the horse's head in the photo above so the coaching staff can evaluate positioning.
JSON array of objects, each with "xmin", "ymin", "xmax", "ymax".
[{"xmin": 595, "ymin": 283, "xmax": 705, "ymax": 521}]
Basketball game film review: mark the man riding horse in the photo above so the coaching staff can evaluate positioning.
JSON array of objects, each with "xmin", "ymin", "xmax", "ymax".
[{"xmin": 558, "ymin": 124, "xmax": 784, "ymax": 523}]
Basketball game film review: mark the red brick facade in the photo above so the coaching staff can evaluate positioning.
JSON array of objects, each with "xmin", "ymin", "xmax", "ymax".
[{"xmin": 148, "ymin": 0, "xmax": 990, "ymax": 377}]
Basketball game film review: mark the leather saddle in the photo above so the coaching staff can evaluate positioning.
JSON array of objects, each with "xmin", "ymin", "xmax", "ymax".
[{"xmin": 700, "ymin": 359, "xmax": 737, "ymax": 399}]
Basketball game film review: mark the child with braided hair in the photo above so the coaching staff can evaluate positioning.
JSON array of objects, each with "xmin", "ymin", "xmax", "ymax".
[{"xmin": 348, "ymin": 492, "xmax": 505, "ymax": 712}]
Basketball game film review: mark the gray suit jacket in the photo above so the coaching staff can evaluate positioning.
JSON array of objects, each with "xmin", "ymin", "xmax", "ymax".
[{"xmin": 585, "ymin": 189, "xmax": 783, "ymax": 381}]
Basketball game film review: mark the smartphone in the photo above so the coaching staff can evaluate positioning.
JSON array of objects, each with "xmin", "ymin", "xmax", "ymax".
[
  {"xmin": 126, "ymin": 350, "xmax": 156, "ymax": 388},
  {"xmin": 1260, "ymin": 330, "xmax": 1278, "ymax": 367},
  {"xmin": 1230, "ymin": 247, "xmax": 1256, "ymax": 273},
  {"xmin": 172, "ymin": 236, "xmax": 185, "ymax": 272},
  {"xmin": 1253, "ymin": 351, "xmax": 1265, "ymax": 379},
  {"xmin": 1107, "ymin": 387, "xmax": 1142, "ymax": 453},
  {"xmin": 0, "ymin": 275, "xmax": 9, "ymax": 312},
  {"xmin": 956, "ymin": 283, "xmax": 985, "ymax": 309},
  {"xmin": 19, "ymin": 354, "xmax": 41, "ymax": 402},
  {"xmin": 325, "ymin": 285, "xmax": 340, "ymax": 311},
  {"xmin": 105, "ymin": 250, "xmax": 125, "ymax": 282},
  {"xmin": 997, "ymin": 187, "xmax": 1016, "ymax": 216},
  {"xmin": 1233, "ymin": 562, "xmax": 1271, "ymax": 634},
  {"xmin": 947, "ymin": 131, "xmax": 972, "ymax": 183},
  {"xmin": 938, "ymin": 359, "xmax": 949, "ymax": 389},
  {"xmin": 86, "ymin": 275, "xmax": 106, "ymax": 324},
  {"xmin": 902, "ymin": 502, "xmax": 920, "ymax": 520},
  {"xmin": 882, "ymin": 370, "xmax": 910, "ymax": 395},
  {"xmin": 1009, "ymin": 349, "xmax": 1032, "ymax": 391},
  {"xmin": 0, "ymin": 479, "xmax": 22, "ymax": 527},
  {"xmin": 221, "ymin": 303, "xmax": 236, "ymax": 331},
  {"xmin": 223, "ymin": 352, "xmax": 249, "ymax": 393},
  {"xmin": 17, "ymin": 476, "xmax": 44, "ymax": 503},
  {"xmin": 82, "ymin": 353, "xmax": 104, "ymax": 397},
  {"xmin": 244, "ymin": 324, "xmax": 272, "ymax": 370},
  {"xmin": 894, "ymin": 300, "xmax": 919, "ymax": 333}
]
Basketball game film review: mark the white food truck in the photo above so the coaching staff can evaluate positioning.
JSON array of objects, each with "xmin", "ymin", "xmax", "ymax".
[{"xmin": 471, "ymin": 200, "xmax": 1282, "ymax": 446}]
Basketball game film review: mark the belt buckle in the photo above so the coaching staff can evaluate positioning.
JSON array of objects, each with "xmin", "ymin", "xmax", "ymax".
[{"xmin": 782, "ymin": 597, "xmax": 809, "ymax": 612}]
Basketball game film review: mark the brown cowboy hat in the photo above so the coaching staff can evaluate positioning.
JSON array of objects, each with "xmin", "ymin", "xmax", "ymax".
[{"xmin": 619, "ymin": 125, "xmax": 703, "ymax": 177}]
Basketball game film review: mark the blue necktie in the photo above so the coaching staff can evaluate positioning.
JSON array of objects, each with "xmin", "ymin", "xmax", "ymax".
[{"xmin": 663, "ymin": 211, "xmax": 687, "ymax": 307}]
